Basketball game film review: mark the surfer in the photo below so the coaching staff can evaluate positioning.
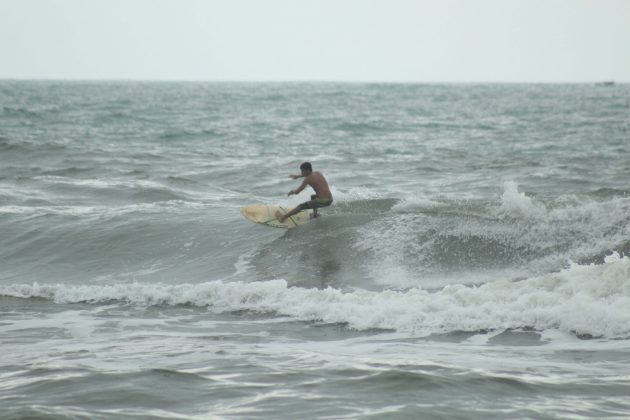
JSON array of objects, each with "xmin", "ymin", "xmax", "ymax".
[{"xmin": 277, "ymin": 162, "xmax": 333, "ymax": 222}]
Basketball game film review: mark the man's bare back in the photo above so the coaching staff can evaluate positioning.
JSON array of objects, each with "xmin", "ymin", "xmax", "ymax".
[{"xmin": 292, "ymin": 171, "xmax": 332, "ymax": 200}]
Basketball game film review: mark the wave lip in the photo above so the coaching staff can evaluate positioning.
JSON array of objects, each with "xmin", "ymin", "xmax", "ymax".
[{"xmin": 2, "ymin": 253, "xmax": 629, "ymax": 339}]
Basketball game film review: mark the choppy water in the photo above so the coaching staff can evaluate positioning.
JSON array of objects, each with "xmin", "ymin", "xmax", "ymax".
[{"xmin": 1, "ymin": 81, "xmax": 630, "ymax": 419}]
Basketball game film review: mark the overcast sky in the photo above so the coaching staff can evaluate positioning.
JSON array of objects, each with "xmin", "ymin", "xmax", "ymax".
[{"xmin": 1, "ymin": 0, "xmax": 629, "ymax": 82}]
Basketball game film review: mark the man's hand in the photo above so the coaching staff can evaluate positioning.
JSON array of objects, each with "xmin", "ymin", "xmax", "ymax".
[
  {"xmin": 287, "ymin": 190, "xmax": 295, "ymax": 196},
  {"xmin": 289, "ymin": 174, "xmax": 302, "ymax": 180}
]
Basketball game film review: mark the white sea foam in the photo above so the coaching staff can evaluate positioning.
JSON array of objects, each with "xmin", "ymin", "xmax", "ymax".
[
  {"xmin": 0, "ymin": 201, "xmax": 209, "ymax": 218},
  {"xmin": 391, "ymin": 196, "xmax": 440, "ymax": 213},
  {"xmin": 329, "ymin": 186, "xmax": 384, "ymax": 202},
  {"xmin": 495, "ymin": 182, "xmax": 630, "ymax": 262},
  {"xmin": 32, "ymin": 175, "xmax": 166, "ymax": 190},
  {"xmin": 3, "ymin": 253, "xmax": 629, "ymax": 339},
  {"xmin": 499, "ymin": 181, "xmax": 547, "ymax": 219}
]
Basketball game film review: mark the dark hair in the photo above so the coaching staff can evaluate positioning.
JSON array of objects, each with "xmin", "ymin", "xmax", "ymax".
[{"xmin": 300, "ymin": 162, "xmax": 312, "ymax": 172}]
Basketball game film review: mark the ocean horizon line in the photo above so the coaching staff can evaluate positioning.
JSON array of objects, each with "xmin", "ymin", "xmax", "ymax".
[{"xmin": 0, "ymin": 77, "xmax": 626, "ymax": 85}]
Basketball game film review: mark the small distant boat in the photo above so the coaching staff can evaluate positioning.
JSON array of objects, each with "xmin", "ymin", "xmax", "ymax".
[{"xmin": 596, "ymin": 81, "xmax": 615, "ymax": 86}]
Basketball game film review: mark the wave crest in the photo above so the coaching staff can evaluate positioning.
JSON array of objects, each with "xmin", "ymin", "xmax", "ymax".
[{"xmin": 3, "ymin": 253, "xmax": 629, "ymax": 339}]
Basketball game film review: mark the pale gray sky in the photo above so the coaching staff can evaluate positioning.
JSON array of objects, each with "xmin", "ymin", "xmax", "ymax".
[{"xmin": 1, "ymin": 0, "xmax": 629, "ymax": 82}]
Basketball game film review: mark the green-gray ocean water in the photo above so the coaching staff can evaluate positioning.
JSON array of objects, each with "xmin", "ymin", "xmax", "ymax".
[{"xmin": 1, "ymin": 81, "xmax": 630, "ymax": 419}]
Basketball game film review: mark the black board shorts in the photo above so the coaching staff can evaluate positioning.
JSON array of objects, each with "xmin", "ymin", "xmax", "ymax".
[{"xmin": 296, "ymin": 195, "xmax": 333, "ymax": 211}]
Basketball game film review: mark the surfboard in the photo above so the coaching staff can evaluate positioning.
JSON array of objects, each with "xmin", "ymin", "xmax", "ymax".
[{"xmin": 240, "ymin": 204, "xmax": 314, "ymax": 229}]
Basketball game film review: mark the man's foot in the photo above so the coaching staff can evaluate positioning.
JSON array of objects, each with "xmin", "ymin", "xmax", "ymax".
[{"xmin": 275, "ymin": 210, "xmax": 286, "ymax": 223}]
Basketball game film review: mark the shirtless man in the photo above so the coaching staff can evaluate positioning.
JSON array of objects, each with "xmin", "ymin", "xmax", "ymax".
[{"xmin": 277, "ymin": 162, "xmax": 333, "ymax": 223}]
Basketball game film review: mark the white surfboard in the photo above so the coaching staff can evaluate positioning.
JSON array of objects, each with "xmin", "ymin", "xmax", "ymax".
[{"xmin": 240, "ymin": 204, "xmax": 314, "ymax": 229}]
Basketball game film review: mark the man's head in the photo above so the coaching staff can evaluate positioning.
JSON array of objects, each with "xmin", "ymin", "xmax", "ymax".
[{"xmin": 300, "ymin": 162, "xmax": 312, "ymax": 175}]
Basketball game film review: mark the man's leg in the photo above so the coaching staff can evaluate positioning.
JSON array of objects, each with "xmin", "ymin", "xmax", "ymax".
[
  {"xmin": 277, "ymin": 206, "xmax": 301, "ymax": 223},
  {"xmin": 278, "ymin": 197, "xmax": 318, "ymax": 222},
  {"xmin": 310, "ymin": 195, "xmax": 319, "ymax": 218}
]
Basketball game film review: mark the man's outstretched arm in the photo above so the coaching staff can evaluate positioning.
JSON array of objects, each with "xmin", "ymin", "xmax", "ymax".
[{"xmin": 288, "ymin": 179, "xmax": 308, "ymax": 196}]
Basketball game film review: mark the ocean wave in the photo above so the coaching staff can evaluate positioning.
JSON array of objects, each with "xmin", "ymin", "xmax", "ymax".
[
  {"xmin": 1, "ymin": 105, "xmax": 46, "ymax": 119},
  {"xmin": 356, "ymin": 182, "xmax": 630, "ymax": 281},
  {"xmin": 0, "ymin": 200, "xmax": 208, "ymax": 218},
  {"xmin": 239, "ymin": 185, "xmax": 630, "ymax": 292},
  {"xmin": 0, "ymin": 137, "xmax": 68, "ymax": 154},
  {"xmin": 157, "ymin": 128, "xmax": 222, "ymax": 141},
  {"xmin": 2, "ymin": 253, "xmax": 629, "ymax": 339},
  {"xmin": 27, "ymin": 175, "xmax": 193, "ymax": 202},
  {"xmin": 591, "ymin": 188, "xmax": 630, "ymax": 198}
]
